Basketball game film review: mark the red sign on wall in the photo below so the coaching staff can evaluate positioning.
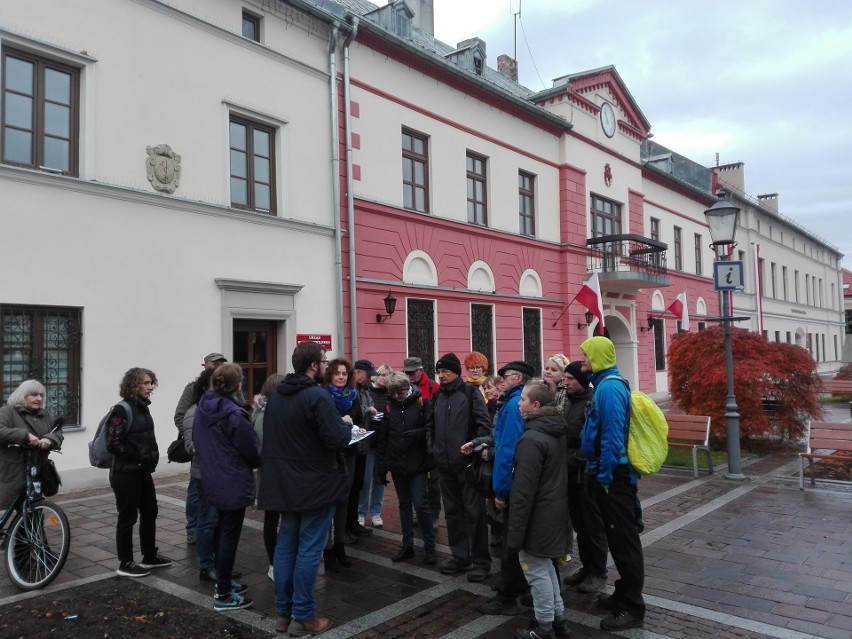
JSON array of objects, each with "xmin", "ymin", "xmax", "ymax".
[{"xmin": 296, "ymin": 334, "xmax": 332, "ymax": 350}]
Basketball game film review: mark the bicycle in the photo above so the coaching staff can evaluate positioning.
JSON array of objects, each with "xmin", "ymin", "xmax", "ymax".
[{"xmin": 0, "ymin": 444, "xmax": 70, "ymax": 590}]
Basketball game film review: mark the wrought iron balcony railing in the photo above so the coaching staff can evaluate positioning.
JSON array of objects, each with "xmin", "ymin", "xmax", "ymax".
[{"xmin": 586, "ymin": 234, "xmax": 668, "ymax": 277}]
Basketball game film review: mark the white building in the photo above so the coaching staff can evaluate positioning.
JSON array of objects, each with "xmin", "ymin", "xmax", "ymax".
[
  {"xmin": 713, "ymin": 163, "xmax": 845, "ymax": 372},
  {"xmin": 1, "ymin": 0, "xmax": 346, "ymax": 470}
]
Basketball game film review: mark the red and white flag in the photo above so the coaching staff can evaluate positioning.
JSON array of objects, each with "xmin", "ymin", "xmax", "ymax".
[
  {"xmin": 574, "ymin": 272, "xmax": 605, "ymax": 334},
  {"xmin": 667, "ymin": 292, "xmax": 690, "ymax": 332}
]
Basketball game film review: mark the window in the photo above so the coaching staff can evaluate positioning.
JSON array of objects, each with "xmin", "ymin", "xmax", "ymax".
[
  {"xmin": 233, "ymin": 320, "xmax": 276, "ymax": 399},
  {"xmin": 407, "ymin": 299, "xmax": 436, "ymax": 377},
  {"xmin": 1, "ymin": 305, "xmax": 81, "ymax": 425},
  {"xmin": 466, "ymin": 152, "xmax": 487, "ymax": 225},
  {"xmin": 518, "ymin": 171, "xmax": 535, "ymax": 236},
  {"xmin": 650, "ymin": 217, "xmax": 659, "ymax": 241},
  {"xmin": 470, "ymin": 304, "xmax": 494, "ymax": 374},
  {"xmin": 794, "ymin": 270, "xmax": 799, "ymax": 302},
  {"xmin": 652, "ymin": 318, "xmax": 665, "ymax": 370},
  {"xmin": 2, "ymin": 48, "xmax": 79, "ymax": 175},
  {"xmin": 242, "ymin": 11, "xmax": 261, "ymax": 41},
  {"xmin": 673, "ymin": 226, "xmax": 682, "ymax": 270},
  {"xmin": 770, "ymin": 263, "xmax": 777, "ymax": 298},
  {"xmin": 782, "ymin": 266, "xmax": 788, "ymax": 301},
  {"xmin": 229, "ymin": 116, "xmax": 275, "ymax": 213},
  {"xmin": 402, "ymin": 129, "xmax": 429, "ymax": 212},
  {"xmin": 522, "ymin": 308, "xmax": 542, "ymax": 375},
  {"xmin": 590, "ymin": 195, "xmax": 621, "ymax": 237},
  {"xmin": 694, "ymin": 233, "xmax": 703, "ymax": 275},
  {"xmin": 805, "ymin": 274, "xmax": 810, "ymax": 305}
]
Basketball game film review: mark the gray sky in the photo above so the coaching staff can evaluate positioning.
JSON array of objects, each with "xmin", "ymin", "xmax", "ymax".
[{"xmin": 432, "ymin": 0, "xmax": 852, "ymax": 269}]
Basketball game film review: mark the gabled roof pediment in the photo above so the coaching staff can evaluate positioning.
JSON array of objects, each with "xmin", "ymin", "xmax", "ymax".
[{"xmin": 532, "ymin": 65, "xmax": 651, "ymax": 140}]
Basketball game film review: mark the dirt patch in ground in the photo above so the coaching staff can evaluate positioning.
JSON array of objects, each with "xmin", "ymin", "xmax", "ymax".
[{"xmin": 0, "ymin": 577, "xmax": 269, "ymax": 639}]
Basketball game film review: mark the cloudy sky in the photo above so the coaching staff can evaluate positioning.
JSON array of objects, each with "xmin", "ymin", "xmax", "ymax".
[{"xmin": 432, "ymin": 0, "xmax": 852, "ymax": 269}]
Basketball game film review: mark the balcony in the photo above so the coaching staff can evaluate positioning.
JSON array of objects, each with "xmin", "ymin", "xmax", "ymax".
[{"xmin": 586, "ymin": 234, "xmax": 670, "ymax": 294}]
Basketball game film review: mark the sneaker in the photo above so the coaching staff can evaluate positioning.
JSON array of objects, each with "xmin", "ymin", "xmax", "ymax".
[
  {"xmin": 600, "ymin": 609, "xmax": 643, "ymax": 631},
  {"xmin": 552, "ymin": 617, "xmax": 572, "ymax": 638},
  {"xmin": 351, "ymin": 523, "xmax": 373, "ymax": 537},
  {"xmin": 440, "ymin": 558, "xmax": 474, "ymax": 574},
  {"xmin": 117, "ymin": 561, "xmax": 150, "ymax": 578},
  {"xmin": 371, "ymin": 514, "xmax": 384, "ymax": 528},
  {"xmin": 139, "ymin": 553, "xmax": 172, "ymax": 569},
  {"xmin": 287, "ymin": 616, "xmax": 333, "ymax": 637},
  {"xmin": 466, "ymin": 567, "xmax": 490, "ymax": 582},
  {"xmin": 199, "ymin": 567, "xmax": 217, "ymax": 582},
  {"xmin": 357, "ymin": 515, "xmax": 365, "ymax": 527},
  {"xmin": 577, "ymin": 574, "xmax": 606, "ymax": 594},
  {"xmin": 562, "ymin": 568, "xmax": 586, "ymax": 586},
  {"xmin": 268, "ymin": 565, "xmax": 275, "ymax": 581},
  {"xmin": 476, "ymin": 595, "xmax": 521, "ymax": 616},
  {"xmin": 213, "ymin": 591, "xmax": 253, "ymax": 611},
  {"xmin": 231, "ymin": 581, "xmax": 248, "ymax": 595},
  {"xmin": 514, "ymin": 620, "xmax": 555, "ymax": 639}
]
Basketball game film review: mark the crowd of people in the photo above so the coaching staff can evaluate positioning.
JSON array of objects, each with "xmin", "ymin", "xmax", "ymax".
[{"xmin": 0, "ymin": 335, "xmax": 647, "ymax": 638}]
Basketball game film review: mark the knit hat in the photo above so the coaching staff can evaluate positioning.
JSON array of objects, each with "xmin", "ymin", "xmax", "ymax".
[
  {"xmin": 434, "ymin": 353, "xmax": 462, "ymax": 376},
  {"xmin": 564, "ymin": 361, "xmax": 591, "ymax": 389}
]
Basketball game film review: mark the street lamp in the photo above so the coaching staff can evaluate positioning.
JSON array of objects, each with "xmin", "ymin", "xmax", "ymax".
[{"xmin": 704, "ymin": 200, "xmax": 744, "ymax": 480}]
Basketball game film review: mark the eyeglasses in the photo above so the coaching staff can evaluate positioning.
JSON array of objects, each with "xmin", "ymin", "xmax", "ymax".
[
  {"xmin": 320, "ymin": 359, "xmax": 329, "ymax": 364},
  {"xmin": 467, "ymin": 365, "xmax": 483, "ymax": 371},
  {"xmin": 501, "ymin": 371, "xmax": 521, "ymax": 379}
]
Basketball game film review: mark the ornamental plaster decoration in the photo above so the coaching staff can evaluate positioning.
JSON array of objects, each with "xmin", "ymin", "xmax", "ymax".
[{"xmin": 145, "ymin": 144, "xmax": 181, "ymax": 194}]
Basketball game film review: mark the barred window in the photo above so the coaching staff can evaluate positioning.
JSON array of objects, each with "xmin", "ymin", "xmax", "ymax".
[{"xmin": 1, "ymin": 305, "xmax": 82, "ymax": 425}]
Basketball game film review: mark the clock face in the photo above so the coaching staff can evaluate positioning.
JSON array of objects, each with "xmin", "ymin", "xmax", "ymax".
[{"xmin": 600, "ymin": 102, "xmax": 616, "ymax": 138}]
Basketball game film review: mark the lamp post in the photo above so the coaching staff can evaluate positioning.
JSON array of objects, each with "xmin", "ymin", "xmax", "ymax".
[{"xmin": 704, "ymin": 200, "xmax": 745, "ymax": 480}]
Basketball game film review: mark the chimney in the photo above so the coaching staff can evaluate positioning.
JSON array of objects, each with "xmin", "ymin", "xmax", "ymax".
[
  {"xmin": 403, "ymin": 0, "xmax": 434, "ymax": 36},
  {"xmin": 497, "ymin": 54, "xmax": 518, "ymax": 81},
  {"xmin": 757, "ymin": 193, "xmax": 779, "ymax": 213}
]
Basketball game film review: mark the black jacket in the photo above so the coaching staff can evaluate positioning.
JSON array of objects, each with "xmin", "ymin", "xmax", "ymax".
[
  {"xmin": 563, "ymin": 386, "xmax": 594, "ymax": 450},
  {"xmin": 376, "ymin": 386, "xmax": 434, "ymax": 478},
  {"xmin": 106, "ymin": 398, "xmax": 159, "ymax": 474},
  {"xmin": 425, "ymin": 376, "xmax": 491, "ymax": 473},
  {"xmin": 506, "ymin": 404, "xmax": 569, "ymax": 558},
  {"xmin": 257, "ymin": 373, "xmax": 351, "ymax": 513}
]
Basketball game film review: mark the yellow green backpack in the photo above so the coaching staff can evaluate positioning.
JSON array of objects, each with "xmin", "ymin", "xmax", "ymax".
[{"xmin": 599, "ymin": 376, "xmax": 669, "ymax": 475}]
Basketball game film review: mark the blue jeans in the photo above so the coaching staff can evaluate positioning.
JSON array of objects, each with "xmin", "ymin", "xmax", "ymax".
[
  {"xmin": 358, "ymin": 450, "xmax": 386, "ymax": 518},
  {"xmin": 194, "ymin": 477, "xmax": 219, "ymax": 571},
  {"xmin": 274, "ymin": 504, "xmax": 335, "ymax": 621},
  {"xmin": 185, "ymin": 475, "xmax": 200, "ymax": 538},
  {"xmin": 393, "ymin": 471, "xmax": 434, "ymax": 550}
]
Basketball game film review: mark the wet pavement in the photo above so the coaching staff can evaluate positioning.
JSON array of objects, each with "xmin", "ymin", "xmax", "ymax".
[{"xmin": 2, "ymin": 403, "xmax": 850, "ymax": 638}]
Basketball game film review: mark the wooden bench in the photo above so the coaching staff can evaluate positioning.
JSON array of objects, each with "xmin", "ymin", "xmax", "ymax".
[
  {"xmin": 664, "ymin": 413, "xmax": 713, "ymax": 478},
  {"xmin": 799, "ymin": 420, "xmax": 852, "ymax": 489},
  {"xmin": 820, "ymin": 379, "xmax": 852, "ymax": 397}
]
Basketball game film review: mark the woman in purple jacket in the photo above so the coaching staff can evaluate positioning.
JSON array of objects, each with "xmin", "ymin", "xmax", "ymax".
[{"xmin": 193, "ymin": 363, "xmax": 260, "ymax": 611}]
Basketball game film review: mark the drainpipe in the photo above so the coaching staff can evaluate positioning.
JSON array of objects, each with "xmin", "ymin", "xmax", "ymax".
[
  {"xmin": 328, "ymin": 22, "xmax": 345, "ymax": 355},
  {"xmin": 344, "ymin": 15, "xmax": 360, "ymax": 360}
]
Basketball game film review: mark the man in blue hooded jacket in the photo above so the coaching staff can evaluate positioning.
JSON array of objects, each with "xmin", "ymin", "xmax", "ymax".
[
  {"xmin": 475, "ymin": 359, "xmax": 535, "ymax": 615},
  {"xmin": 579, "ymin": 336, "xmax": 645, "ymax": 631}
]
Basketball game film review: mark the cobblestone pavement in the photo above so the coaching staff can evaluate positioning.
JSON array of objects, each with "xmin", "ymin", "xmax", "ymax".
[{"xmin": 2, "ymin": 404, "xmax": 850, "ymax": 638}]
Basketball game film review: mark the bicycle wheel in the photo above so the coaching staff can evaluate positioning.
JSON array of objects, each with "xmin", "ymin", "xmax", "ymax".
[{"xmin": 4, "ymin": 500, "xmax": 70, "ymax": 590}]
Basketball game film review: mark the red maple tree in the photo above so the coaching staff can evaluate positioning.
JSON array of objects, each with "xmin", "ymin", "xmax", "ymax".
[{"xmin": 668, "ymin": 326, "xmax": 824, "ymax": 442}]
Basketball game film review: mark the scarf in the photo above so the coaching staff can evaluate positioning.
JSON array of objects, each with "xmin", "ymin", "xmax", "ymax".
[{"xmin": 327, "ymin": 384, "xmax": 358, "ymax": 413}]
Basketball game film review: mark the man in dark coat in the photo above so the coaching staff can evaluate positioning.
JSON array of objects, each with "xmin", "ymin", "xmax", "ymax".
[
  {"xmin": 425, "ymin": 353, "xmax": 492, "ymax": 580},
  {"xmin": 257, "ymin": 342, "xmax": 351, "ymax": 636}
]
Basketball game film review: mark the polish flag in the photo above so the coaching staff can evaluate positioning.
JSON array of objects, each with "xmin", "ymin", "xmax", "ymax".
[
  {"xmin": 574, "ymin": 273, "xmax": 605, "ymax": 334},
  {"xmin": 667, "ymin": 292, "xmax": 690, "ymax": 332}
]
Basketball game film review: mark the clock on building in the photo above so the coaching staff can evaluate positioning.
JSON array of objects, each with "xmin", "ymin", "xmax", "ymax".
[{"xmin": 600, "ymin": 102, "xmax": 616, "ymax": 138}]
